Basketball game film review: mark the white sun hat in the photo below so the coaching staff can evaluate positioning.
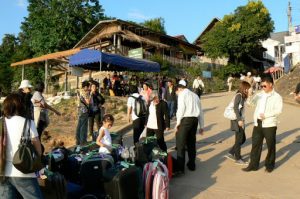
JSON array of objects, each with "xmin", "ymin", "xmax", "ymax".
[{"xmin": 19, "ymin": 80, "xmax": 33, "ymax": 89}]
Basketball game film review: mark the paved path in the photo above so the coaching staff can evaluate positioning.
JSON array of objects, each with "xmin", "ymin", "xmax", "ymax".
[{"xmin": 122, "ymin": 92, "xmax": 300, "ymax": 199}]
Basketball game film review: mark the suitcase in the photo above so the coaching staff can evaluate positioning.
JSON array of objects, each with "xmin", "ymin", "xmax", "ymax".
[
  {"xmin": 39, "ymin": 170, "xmax": 67, "ymax": 199},
  {"xmin": 47, "ymin": 147, "xmax": 70, "ymax": 174},
  {"xmin": 64, "ymin": 154, "xmax": 83, "ymax": 184},
  {"xmin": 135, "ymin": 137, "xmax": 158, "ymax": 166},
  {"xmin": 103, "ymin": 164, "xmax": 143, "ymax": 199},
  {"xmin": 67, "ymin": 182, "xmax": 107, "ymax": 199},
  {"xmin": 143, "ymin": 161, "xmax": 169, "ymax": 199},
  {"xmin": 80, "ymin": 153, "xmax": 114, "ymax": 189}
]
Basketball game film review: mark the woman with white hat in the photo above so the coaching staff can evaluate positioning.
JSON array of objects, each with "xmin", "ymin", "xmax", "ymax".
[{"xmin": 18, "ymin": 80, "xmax": 34, "ymax": 119}]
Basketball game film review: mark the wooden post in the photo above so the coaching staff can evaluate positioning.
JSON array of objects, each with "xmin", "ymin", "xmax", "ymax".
[
  {"xmin": 45, "ymin": 60, "xmax": 48, "ymax": 94},
  {"xmin": 76, "ymin": 76, "xmax": 79, "ymax": 89},
  {"xmin": 22, "ymin": 65, "xmax": 25, "ymax": 80},
  {"xmin": 89, "ymin": 70, "xmax": 92, "ymax": 80},
  {"xmin": 64, "ymin": 71, "xmax": 68, "ymax": 92},
  {"xmin": 117, "ymin": 35, "xmax": 121, "ymax": 50}
]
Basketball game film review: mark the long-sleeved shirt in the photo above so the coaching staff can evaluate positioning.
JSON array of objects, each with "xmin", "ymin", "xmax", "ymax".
[
  {"xmin": 176, "ymin": 88, "xmax": 204, "ymax": 130},
  {"xmin": 192, "ymin": 79, "xmax": 204, "ymax": 89},
  {"xmin": 248, "ymin": 89, "xmax": 283, "ymax": 127}
]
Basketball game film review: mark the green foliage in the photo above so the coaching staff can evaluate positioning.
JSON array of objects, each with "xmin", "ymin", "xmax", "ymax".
[
  {"xmin": 21, "ymin": 0, "xmax": 107, "ymax": 55},
  {"xmin": 0, "ymin": 34, "xmax": 17, "ymax": 94},
  {"xmin": 12, "ymin": 66, "xmax": 45, "ymax": 90},
  {"xmin": 141, "ymin": 17, "xmax": 166, "ymax": 34},
  {"xmin": 203, "ymin": 77, "xmax": 227, "ymax": 93},
  {"xmin": 0, "ymin": 0, "xmax": 108, "ymax": 94},
  {"xmin": 150, "ymin": 54, "xmax": 170, "ymax": 76},
  {"xmin": 201, "ymin": 0, "xmax": 274, "ymax": 64},
  {"xmin": 213, "ymin": 63, "xmax": 245, "ymax": 79}
]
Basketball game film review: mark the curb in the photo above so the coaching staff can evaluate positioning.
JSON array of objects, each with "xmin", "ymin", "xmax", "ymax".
[
  {"xmin": 114, "ymin": 123, "xmax": 132, "ymax": 136},
  {"xmin": 283, "ymin": 97, "xmax": 300, "ymax": 107}
]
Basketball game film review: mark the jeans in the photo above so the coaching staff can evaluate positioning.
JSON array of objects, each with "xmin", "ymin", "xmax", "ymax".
[
  {"xmin": 88, "ymin": 112, "xmax": 101, "ymax": 135},
  {"xmin": 76, "ymin": 113, "xmax": 89, "ymax": 145},
  {"xmin": 229, "ymin": 126, "xmax": 246, "ymax": 160},
  {"xmin": 0, "ymin": 177, "xmax": 43, "ymax": 199},
  {"xmin": 167, "ymin": 101, "xmax": 175, "ymax": 118},
  {"xmin": 176, "ymin": 117, "xmax": 198, "ymax": 172}
]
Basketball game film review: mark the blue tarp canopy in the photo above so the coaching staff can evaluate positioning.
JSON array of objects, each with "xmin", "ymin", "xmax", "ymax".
[{"xmin": 69, "ymin": 49, "xmax": 160, "ymax": 72}]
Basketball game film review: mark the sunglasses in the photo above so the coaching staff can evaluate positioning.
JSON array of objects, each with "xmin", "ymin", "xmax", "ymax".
[{"xmin": 261, "ymin": 85, "xmax": 267, "ymax": 88}]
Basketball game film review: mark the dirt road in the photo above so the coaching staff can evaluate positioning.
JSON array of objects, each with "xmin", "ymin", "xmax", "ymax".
[{"xmin": 122, "ymin": 92, "xmax": 300, "ymax": 199}]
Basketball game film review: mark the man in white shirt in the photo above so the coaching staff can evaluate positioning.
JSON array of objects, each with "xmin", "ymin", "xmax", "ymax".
[
  {"xmin": 243, "ymin": 74, "xmax": 283, "ymax": 173},
  {"xmin": 127, "ymin": 85, "xmax": 147, "ymax": 144},
  {"xmin": 175, "ymin": 80, "xmax": 204, "ymax": 173}
]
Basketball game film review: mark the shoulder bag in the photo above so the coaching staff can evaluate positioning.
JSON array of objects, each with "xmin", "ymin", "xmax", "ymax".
[
  {"xmin": 13, "ymin": 118, "xmax": 43, "ymax": 174},
  {"xmin": 223, "ymin": 93, "xmax": 242, "ymax": 120},
  {"xmin": 0, "ymin": 117, "xmax": 7, "ymax": 180}
]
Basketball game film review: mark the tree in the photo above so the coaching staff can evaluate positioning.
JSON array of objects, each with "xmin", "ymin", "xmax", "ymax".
[
  {"xmin": 141, "ymin": 17, "xmax": 166, "ymax": 34},
  {"xmin": 21, "ymin": 0, "xmax": 107, "ymax": 55},
  {"xmin": 0, "ymin": 34, "xmax": 17, "ymax": 94},
  {"xmin": 201, "ymin": 0, "xmax": 274, "ymax": 64}
]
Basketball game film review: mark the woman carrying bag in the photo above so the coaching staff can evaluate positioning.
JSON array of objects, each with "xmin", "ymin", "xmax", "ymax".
[
  {"xmin": 0, "ymin": 93, "xmax": 43, "ymax": 199},
  {"xmin": 224, "ymin": 81, "xmax": 251, "ymax": 165},
  {"xmin": 31, "ymin": 82, "xmax": 61, "ymax": 140}
]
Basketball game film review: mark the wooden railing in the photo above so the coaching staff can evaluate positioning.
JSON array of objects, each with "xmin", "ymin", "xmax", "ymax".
[{"xmin": 116, "ymin": 45, "xmax": 192, "ymax": 67}]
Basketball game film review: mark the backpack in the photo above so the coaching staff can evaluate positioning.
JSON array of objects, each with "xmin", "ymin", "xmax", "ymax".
[{"xmin": 131, "ymin": 95, "xmax": 147, "ymax": 117}]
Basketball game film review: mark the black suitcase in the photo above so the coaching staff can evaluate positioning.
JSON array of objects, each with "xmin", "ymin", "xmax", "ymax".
[
  {"xmin": 67, "ymin": 182, "xmax": 107, "ymax": 199},
  {"xmin": 48, "ymin": 147, "xmax": 70, "ymax": 174},
  {"xmin": 64, "ymin": 155, "xmax": 82, "ymax": 184},
  {"xmin": 135, "ymin": 137, "xmax": 158, "ymax": 166},
  {"xmin": 80, "ymin": 154, "xmax": 114, "ymax": 189},
  {"xmin": 39, "ymin": 171, "xmax": 67, "ymax": 199},
  {"xmin": 103, "ymin": 165, "xmax": 142, "ymax": 199}
]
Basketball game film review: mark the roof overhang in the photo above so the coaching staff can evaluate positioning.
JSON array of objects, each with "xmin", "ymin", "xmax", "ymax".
[{"xmin": 11, "ymin": 48, "xmax": 81, "ymax": 67}]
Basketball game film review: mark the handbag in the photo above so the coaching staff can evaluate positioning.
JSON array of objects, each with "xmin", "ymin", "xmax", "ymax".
[
  {"xmin": 0, "ymin": 117, "xmax": 7, "ymax": 180},
  {"xmin": 193, "ymin": 80, "xmax": 203, "ymax": 96},
  {"xmin": 223, "ymin": 93, "xmax": 242, "ymax": 120},
  {"xmin": 12, "ymin": 118, "xmax": 43, "ymax": 174}
]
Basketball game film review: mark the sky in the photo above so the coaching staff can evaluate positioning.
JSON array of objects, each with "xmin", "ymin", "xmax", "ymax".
[{"xmin": 0, "ymin": 0, "xmax": 300, "ymax": 44}]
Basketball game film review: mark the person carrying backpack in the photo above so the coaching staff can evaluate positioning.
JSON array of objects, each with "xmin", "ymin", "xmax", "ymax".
[{"xmin": 127, "ymin": 85, "xmax": 147, "ymax": 144}]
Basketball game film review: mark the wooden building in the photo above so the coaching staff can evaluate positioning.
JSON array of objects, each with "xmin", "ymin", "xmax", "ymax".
[
  {"xmin": 73, "ymin": 19, "xmax": 201, "ymax": 66},
  {"xmin": 11, "ymin": 19, "xmax": 201, "ymax": 92}
]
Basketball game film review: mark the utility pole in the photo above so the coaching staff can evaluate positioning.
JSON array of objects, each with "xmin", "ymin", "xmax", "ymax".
[{"xmin": 287, "ymin": 1, "xmax": 293, "ymax": 35}]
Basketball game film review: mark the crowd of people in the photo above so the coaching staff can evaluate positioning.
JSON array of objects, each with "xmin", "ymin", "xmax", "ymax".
[{"xmin": 0, "ymin": 70, "xmax": 298, "ymax": 198}]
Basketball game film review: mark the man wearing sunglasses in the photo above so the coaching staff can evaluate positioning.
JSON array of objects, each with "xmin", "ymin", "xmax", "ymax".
[{"xmin": 243, "ymin": 74, "xmax": 282, "ymax": 173}]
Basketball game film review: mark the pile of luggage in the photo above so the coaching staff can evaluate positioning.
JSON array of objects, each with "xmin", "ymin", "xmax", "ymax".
[{"xmin": 38, "ymin": 134, "xmax": 175, "ymax": 199}]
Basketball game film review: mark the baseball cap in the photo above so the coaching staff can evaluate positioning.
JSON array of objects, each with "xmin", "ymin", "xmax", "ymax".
[{"xmin": 178, "ymin": 79, "xmax": 187, "ymax": 87}]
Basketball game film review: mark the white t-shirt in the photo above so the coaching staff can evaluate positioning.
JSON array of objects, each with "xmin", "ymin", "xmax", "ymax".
[
  {"xmin": 5, "ymin": 116, "xmax": 39, "ymax": 178},
  {"xmin": 127, "ymin": 93, "xmax": 145, "ymax": 121},
  {"xmin": 146, "ymin": 102, "xmax": 158, "ymax": 129},
  {"xmin": 98, "ymin": 126, "xmax": 112, "ymax": 154}
]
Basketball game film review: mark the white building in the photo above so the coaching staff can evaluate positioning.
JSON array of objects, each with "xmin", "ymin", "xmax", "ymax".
[
  {"xmin": 284, "ymin": 26, "xmax": 300, "ymax": 69},
  {"xmin": 261, "ymin": 31, "xmax": 289, "ymax": 68}
]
